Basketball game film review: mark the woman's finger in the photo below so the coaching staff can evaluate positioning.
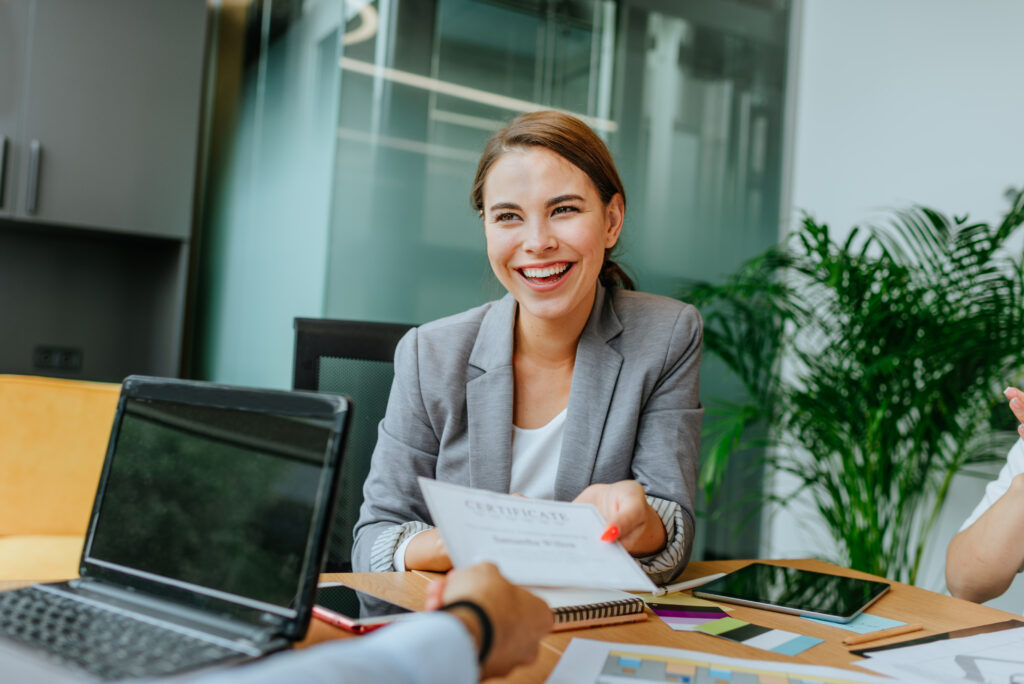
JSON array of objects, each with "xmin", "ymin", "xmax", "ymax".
[
  {"xmin": 1006, "ymin": 387, "xmax": 1024, "ymax": 427},
  {"xmin": 603, "ymin": 483, "xmax": 648, "ymax": 539}
]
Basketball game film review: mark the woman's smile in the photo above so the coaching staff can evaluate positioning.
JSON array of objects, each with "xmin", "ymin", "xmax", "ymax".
[{"xmin": 516, "ymin": 261, "xmax": 575, "ymax": 289}]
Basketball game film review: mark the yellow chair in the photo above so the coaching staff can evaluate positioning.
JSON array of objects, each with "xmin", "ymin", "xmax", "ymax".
[{"xmin": 0, "ymin": 374, "xmax": 120, "ymax": 581}]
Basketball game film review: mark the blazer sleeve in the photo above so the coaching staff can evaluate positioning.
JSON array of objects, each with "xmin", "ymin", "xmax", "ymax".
[
  {"xmin": 351, "ymin": 327, "xmax": 441, "ymax": 572},
  {"xmin": 630, "ymin": 303, "xmax": 703, "ymax": 584}
]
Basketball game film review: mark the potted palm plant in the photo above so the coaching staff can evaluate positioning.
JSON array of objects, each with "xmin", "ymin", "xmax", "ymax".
[{"xmin": 684, "ymin": 190, "xmax": 1024, "ymax": 583}]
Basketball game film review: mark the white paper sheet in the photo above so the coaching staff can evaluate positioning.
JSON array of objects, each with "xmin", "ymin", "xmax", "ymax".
[
  {"xmin": 544, "ymin": 638, "xmax": 888, "ymax": 684},
  {"xmin": 857, "ymin": 626, "xmax": 1024, "ymax": 683},
  {"xmin": 419, "ymin": 478, "xmax": 655, "ymax": 591}
]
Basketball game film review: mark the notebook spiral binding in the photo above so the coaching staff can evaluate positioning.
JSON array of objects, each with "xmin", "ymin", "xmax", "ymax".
[{"xmin": 553, "ymin": 596, "xmax": 645, "ymax": 623}]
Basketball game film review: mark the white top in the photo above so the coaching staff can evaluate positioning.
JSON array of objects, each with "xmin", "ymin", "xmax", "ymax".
[
  {"xmin": 509, "ymin": 408, "xmax": 567, "ymax": 500},
  {"xmin": 394, "ymin": 409, "xmax": 567, "ymax": 571},
  {"xmin": 960, "ymin": 440, "xmax": 1024, "ymax": 533},
  {"xmin": 959, "ymin": 440, "xmax": 1024, "ymax": 572}
]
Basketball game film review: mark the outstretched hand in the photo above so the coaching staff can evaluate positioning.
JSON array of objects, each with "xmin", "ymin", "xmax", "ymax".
[
  {"xmin": 573, "ymin": 480, "xmax": 666, "ymax": 557},
  {"xmin": 425, "ymin": 563, "xmax": 552, "ymax": 680}
]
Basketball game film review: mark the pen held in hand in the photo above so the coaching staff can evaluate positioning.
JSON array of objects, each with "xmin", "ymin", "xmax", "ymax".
[{"xmin": 842, "ymin": 623, "xmax": 923, "ymax": 647}]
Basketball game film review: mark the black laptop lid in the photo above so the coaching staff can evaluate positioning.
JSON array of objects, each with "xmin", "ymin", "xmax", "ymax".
[{"xmin": 79, "ymin": 376, "xmax": 350, "ymax": 640}]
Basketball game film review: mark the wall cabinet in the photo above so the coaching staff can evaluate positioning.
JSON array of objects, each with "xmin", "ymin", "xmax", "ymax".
[
  {"xmin": 0, "ymin": 0, "xmax": 30, "ymax": 219},
  {"xmin": 0, "ymin": 0, "xmax": 206, "ymax": 237},
  {"xmin": 0, "ymin": 0, "xmax": 207, "ymax": 382}
]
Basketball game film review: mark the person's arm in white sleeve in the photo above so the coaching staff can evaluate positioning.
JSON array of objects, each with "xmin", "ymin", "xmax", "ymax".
[
  {"xmin": 183, "ymin": 612, "xmax": 478, "ymax": 684},
  {"xmin": 947, "ymin": 388, "xmax": 1024, "ymax": 603},
  {"xmin": 180, "ymin": 563, "xmax": 552, "ymax": 684}
]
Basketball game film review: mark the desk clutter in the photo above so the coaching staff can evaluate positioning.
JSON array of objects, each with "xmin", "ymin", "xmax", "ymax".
[
  {"xmin": 382, "ymin": 480, "xmax": 1024, "ymax": 682},
  {"xmin": 546, "ymin": 638, "xmax": 887, "ymax": 684},
  {"xmin": 855, "ymin": 621, "xmax": 1024, "ymax": 683},
  {"xmin": 535, "ymin": 562, "xmax": 1024, "ymax": 683}
]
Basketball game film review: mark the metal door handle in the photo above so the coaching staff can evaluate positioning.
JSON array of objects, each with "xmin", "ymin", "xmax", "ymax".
[
  {"xmin": 25, "ymin": 139, "xmax": 41, "ymax": 213},
  {"xmin": 0, "ymin": 136, "xmax": 7, "ymax": 209}
]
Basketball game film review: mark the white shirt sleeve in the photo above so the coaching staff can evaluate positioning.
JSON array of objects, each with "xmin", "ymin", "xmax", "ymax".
[
  {"xmin": 180, "ymin": 612, "xmax": 478, "ymax": 684},
  {"xmin": 960, "ymin": 439, "xmax": 1024, "ymax": 534},
  {"xmin": 393, "ymin": 529, "xmax": 429, "ymax": 572}
]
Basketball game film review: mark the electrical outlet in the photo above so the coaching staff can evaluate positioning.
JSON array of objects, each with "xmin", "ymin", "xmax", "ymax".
[{"xmin": 33, "ymin": 345, "xmax": 83, "ymax": 372}]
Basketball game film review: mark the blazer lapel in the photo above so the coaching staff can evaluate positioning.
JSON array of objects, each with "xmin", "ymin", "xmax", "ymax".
[
  {"xmin": 555, "ymin": 285, "xmax": 624, "ymax": 499},
  {"xmin": 465, "ymin": 294, "xmax": 517, "ymax": 493}
]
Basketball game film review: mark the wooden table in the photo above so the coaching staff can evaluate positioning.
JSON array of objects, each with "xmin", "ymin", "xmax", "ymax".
[
  {"xmin": 6, "ymin": 559, "xmax": 1019, "ymax": 683},
  {"xmin": 308, "ymin": 558, "xmax": 1022, "ymax": 683}
]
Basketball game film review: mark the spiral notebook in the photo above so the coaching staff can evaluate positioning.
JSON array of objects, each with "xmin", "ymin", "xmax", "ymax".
[{"xmin": 528, "ymin": 587, "xmax": 648, "ymax": 631}]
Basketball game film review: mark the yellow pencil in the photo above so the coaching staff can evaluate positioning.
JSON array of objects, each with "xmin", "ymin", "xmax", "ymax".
[{"xmin": 842, "ymin": 623, "xmax": 923, "ymax": 647}]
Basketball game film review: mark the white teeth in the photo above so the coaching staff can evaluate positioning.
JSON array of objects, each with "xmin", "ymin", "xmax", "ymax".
[{"xmin": 521, "ymin": 263, "xmax": 569, "ymax": 278}]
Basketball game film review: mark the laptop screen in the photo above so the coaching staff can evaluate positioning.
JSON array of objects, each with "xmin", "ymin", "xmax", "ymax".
[{"xmin": 84, "ymin": 393, "xmax": 338, "ymax": 619}]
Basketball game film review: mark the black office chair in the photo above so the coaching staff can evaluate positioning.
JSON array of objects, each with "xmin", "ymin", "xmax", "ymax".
[{"xmin": 293, "ymin": 318, "xmax": 414, "ymax": 571}]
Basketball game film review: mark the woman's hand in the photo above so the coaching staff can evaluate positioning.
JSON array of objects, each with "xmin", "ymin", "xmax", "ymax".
[
  {"xmin": 404, "ymin": 528, "xmax": 453, "ymax": 572},
  {"xmin": 573, "ymin": 480, "xmax": 666, "ymax": 557},
  {"xmin": 1006, "ymin": 387, "xmax": 1024, "ymax": 439}
]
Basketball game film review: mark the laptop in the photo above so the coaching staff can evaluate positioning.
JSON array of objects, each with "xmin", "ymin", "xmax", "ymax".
[{"xmin": 0, "ymin": 375, "xmax": 351, "ymax": 681}]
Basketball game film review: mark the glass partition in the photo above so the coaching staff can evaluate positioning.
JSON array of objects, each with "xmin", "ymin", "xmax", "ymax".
[
  {"xmin": 194, "ymin": 0, "xmax": 791, "ymax": 560},
  {"xmin": 324, "ymin": 0, "xmax": 790, "ymax": 559}
]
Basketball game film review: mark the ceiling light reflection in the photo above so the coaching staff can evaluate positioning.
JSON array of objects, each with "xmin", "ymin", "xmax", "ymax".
[
  {"xmin": 338, "ymin": 56, "xmax": 618, "ymax": 133},
  {"xmin": 343, "ymin": 4, "xmax": 378, "ymax": 46}
]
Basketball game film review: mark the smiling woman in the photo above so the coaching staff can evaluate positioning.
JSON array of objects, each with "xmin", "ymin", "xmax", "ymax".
[{"xmin": 351, "ymin": 111, "xmax": 704, "ymax": 586}]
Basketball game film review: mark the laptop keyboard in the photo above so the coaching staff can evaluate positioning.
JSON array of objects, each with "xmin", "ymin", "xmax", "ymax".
[{"xmin": 0, "ymin": 587, "xmax": 244, "ymax": 681}]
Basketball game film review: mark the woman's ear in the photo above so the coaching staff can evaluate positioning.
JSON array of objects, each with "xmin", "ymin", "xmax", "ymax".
[{"xmin": 605, "ymin": 193, "xmax": 625, "ymax": 248}]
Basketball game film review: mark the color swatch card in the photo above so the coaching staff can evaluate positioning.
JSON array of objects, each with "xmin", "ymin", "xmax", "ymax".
[
  {"xmin": 802, "ymin": 612, "xmax": 905, "ymax": 634},
  {"xmin": 641, "ymin": 594, "xmax": 731, "ymax": 631},
  {"xmin": 648, "ymin": 603, "xmax": 730, "ymax": 631},
  {"xmin": 697, "ymin": 617, "xmax": 824, "ymax": 656}
]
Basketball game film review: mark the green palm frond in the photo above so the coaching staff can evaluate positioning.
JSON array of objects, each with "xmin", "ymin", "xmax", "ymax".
[{"xmin": 680, "ymin": 188, "xmax": 1024, "ymax": 584}]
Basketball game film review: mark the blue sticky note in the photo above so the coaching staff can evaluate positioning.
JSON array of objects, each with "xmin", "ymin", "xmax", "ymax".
[
  {"xmin": 772, "ymin": 635, "xmax": 824, "ymax": 656},
  {"xmin": 802, "ymin": 612, "xmax": 905, "ymax": 634}
]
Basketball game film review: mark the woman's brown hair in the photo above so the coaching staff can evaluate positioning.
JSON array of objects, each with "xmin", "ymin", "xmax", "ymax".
[{"xmin": 470, "ymin": 111, "xmax": 635, "ymax": 290}]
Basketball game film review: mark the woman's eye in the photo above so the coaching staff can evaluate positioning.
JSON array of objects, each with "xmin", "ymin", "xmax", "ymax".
[
  {"xmin": 494, "ymin": 212, "xmax": 520, "ymax": 222},
  {"xmin": 552, "ymin": 205, "xmax": 579, "ymax": 216}
]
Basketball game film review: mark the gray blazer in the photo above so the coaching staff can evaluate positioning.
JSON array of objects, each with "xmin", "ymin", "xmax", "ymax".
[{"xmin": 351, "ymin": 285, "xmax": 703, "ymax": 583}]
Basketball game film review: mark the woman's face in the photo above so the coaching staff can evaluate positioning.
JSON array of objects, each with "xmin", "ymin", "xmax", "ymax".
[{"xmin": 482, "ymin": 146, "xmax": 623, "ymax": 328}]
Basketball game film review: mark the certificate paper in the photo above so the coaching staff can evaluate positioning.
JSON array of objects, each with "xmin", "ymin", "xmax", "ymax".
[{"xmin": 419, "ymin": 478, "xmax": 656, "ymax": 591}]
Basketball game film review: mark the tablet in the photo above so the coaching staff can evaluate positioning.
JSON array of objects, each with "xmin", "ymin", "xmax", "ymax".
[{"xmin": 693, "ymin": 563, "xmax": 890, "ymax": 623}]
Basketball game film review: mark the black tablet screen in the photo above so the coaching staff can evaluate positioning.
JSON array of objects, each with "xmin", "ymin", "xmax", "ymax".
[{"xmin": 695, "ymin": 563, "xmax": 890, "ymax": 620}]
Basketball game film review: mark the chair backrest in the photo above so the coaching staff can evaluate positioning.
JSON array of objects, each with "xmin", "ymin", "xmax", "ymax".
[
  {"xmin": 293, "ymin": 318, "xmax": 413, "ymax": 571},
  {"xmin": 0, "ymin": 374, "xmax": 121, "ymax": 536}
]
